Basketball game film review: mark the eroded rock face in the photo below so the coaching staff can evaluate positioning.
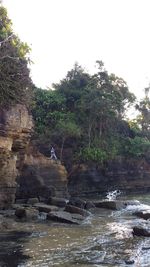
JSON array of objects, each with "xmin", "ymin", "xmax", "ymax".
[{"xmin": 0, "ymin": 104, "xmax": 33, "ymax": 209}]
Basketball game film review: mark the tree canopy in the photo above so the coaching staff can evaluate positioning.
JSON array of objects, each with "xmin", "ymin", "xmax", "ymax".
[
  {"xmin": 0, "ymin": 4, "xmax": 33, "ymax": 107},
  {"xmin": 32, "ymin": 63, "xmax": 145, "ymax": 165}
]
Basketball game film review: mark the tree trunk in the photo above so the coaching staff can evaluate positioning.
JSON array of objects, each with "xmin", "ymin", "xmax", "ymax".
[{"xmin": 60, "ymin": 137, "xmax": 65, "ymax": 162}]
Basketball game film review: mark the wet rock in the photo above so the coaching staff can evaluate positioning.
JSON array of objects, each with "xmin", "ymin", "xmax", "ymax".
[
  {"xmin": 15, "ymin": 207, "xmax": 39, "ymax": 220},
  {"xmin": 133, "ymin": 211, "xmax": 150, "ymax": 220},
  {"xmin": 93, "ymin": 200, "xmax": 126, "ymax": 210},
  {"xmin": 47, "ymin": 197, "xmax": 68, "ymax": 207},
  {"xmin": 142, "ymin": 246, "xmax": 150, "ymax": 250},
  {"xmin": 0, "ymin": 209, "xmax": 15, "ymax": 218},
  {"xmin": 133, "ymin": 226, "xmax": 150, "ymax": 237},
  {"xmin": 125, "ymin": 259, "xmax": 135, "ymax": 264},
  {"xmin": 85, "ymin": 201, "xmax": 95, "ymax": 210},
  {"xmin": 123, "ymin": 200, "xmax": 140, "ymax": 206},
  {"xmin": 65, "ymin": 204, "xmax": 90, "ymax": 217},
  {"xmin": 34, "ymin": 203, "xmax": 59, "ymax": 213},
  {"xmin": 68, "ymin": 198, "xmax": 86, "ymax": 209},
  {"xmin": 71, "ymin": 213, "xmax": 84, "ymax": 221},
  {"xmin": 0, "ymin": 215, "xmax": 9, "ymax": 230},
  {"xmin": 15, "ymin": 199, "xmax": 27, "ymax": 204},
  {"xmin": 47, "ymin": 211, "xmax": 81, "ymax": 224},
  {"xmin": 27, "ymin": 198, "xmax": 39, "ymax": 205}
]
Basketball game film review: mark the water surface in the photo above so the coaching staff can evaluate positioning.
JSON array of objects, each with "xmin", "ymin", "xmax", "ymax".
[{"xmin": 1, "ymin": 194, "xmax": 150, "ymax": 267}]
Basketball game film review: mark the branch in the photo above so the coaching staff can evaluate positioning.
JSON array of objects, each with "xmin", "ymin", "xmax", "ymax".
[{"xmin": 0, "ymin": 55, "xmax": 19, "ymax": 60}]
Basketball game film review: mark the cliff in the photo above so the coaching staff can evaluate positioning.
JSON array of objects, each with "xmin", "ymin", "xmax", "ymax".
[
  {"xmin": 16, "ymin": 146, "xmax": 69, "ymax": 200},
  {"xmin": 68, "ymin": 158, "xmax": 150, "ymax": 196},
  {"xmin": 0, "ymin": 104, "xmax": 33, "ymax": 208},
  {"xmin": 0, "ymin": 104, "xmax": 68, "ymax": 208}
]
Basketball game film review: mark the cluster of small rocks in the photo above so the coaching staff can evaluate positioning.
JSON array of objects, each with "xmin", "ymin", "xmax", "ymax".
[{"xmin": 12, "ymin": 197, "xmax": 95, "ymax": 225}]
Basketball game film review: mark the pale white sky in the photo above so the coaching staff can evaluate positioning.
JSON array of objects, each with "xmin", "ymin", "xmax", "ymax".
[{"xmin": 3, "ymin": 0, "xmax": 150, "ymax": 99}]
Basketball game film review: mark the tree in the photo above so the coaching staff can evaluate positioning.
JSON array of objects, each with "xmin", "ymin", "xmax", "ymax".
[
  {"xmin": 32, "ymin": 62, "xmax": 136, "ymax": 165},
  {"xmin": 135, "ymin": 88, "xmax": 150, "ymax": 134},
  {"xmin": 0, "ymin": 4, "xmax": 33, "ymax": 107},
  {"xmin": 56, "ymin": 119, "xmax": 81, "ymax": 162}
]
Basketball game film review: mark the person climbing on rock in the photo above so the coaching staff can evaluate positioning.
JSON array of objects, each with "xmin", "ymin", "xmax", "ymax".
[{"xmin": 50, "ymin": 146, "xmax": 57, "ymax": 160}]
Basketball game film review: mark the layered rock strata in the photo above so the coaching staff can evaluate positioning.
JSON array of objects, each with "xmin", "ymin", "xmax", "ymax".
[{"xmin": 0, "ymin": 104, "xmax": 33, "ymax": 208}]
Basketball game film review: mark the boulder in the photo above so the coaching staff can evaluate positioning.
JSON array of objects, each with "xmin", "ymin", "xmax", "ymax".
[
  {"xmin": 65, "ymin": 204, "xmax": 90, "ymax": 217},
  {"xmin": 34, "ymin": 203, "xmax": 59, "ymax": 213},
  {"xmin": 133, "ymin": 226, "xmax": 150, "ymax": 237},
  {"xmin": 47, "ymin": 211, "xmax": 81, "ymax": 224},
  {"xmin": 27, "ymin": 198, "xmax": 39, "ymax": 205},
  {"xmin": 15, "ymin": 207, "xmax": 39, "ymax": 220},
  {"xmin": 133, "ymin": 211, "xmax": 150, "ymax": 220},
  {"xmin": 47, "ymin": 197, "xmax": 68, "ymax": 207},
  {"xmin": 68, "ymin": 198, "xmax": 86, "ymax": 209}
]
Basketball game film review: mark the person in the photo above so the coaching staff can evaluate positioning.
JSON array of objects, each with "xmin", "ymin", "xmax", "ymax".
[{"xmin": 50, "ymin": 146, "xmax": 57, "ymax": 160}]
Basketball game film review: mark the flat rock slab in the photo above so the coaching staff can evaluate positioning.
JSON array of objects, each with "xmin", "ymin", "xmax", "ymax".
[
  {"xmin": 65, "ymin": 204, "xmax": 90, "ymax": 217},
  {"xmin": 93, "ymin": 200, "xmax": 139, "ymax": 210},
  {"xmin": 34, "ymin": 203, "xmax": 59, "ymax": 213},
  {"xmin": 93, "ymin": 200, "xmax": 126, "ymax": 210},
  {"xmin": 47, "ymin": 211, "xmax": 82, "ymax": 224},
  {"xmin": 47, "ymin": 197, "xmax": 68, "ymax": 207}
]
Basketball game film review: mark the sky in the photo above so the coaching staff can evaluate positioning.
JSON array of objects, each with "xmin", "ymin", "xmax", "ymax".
[{"xmin": 3, "ymin": 0, "xmax": 150, "ymax": 100}]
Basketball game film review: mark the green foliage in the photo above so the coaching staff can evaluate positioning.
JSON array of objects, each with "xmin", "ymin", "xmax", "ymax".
[
  {"xmin": 32, "ymin": 62, "xmax": 137, "ymax": 163},
  {"xmin": 32, "ymin": 88, "xmax": 66, "ymax": 134},
  {"xmin": 0, "ymin": 5, "xmax": 32, "ymax": 107},
  {"xmin": 135, "ymin": 96, "xmax": 150, "ymax": 133},
  {"xmin": 56, "ymin": 120, "xmax": 81, "ymax": 139},
  {"xmin": 124, "ymin": 137, "xmax": 150, "ymax": 158},
  {"xmin": 78, "ymin": 147, "xmax": 107, "ymax": 163}
]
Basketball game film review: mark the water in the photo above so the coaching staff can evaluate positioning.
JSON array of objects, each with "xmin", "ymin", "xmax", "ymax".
[
  {"xmin": 106, "ymin": 190, "xmax": 121, "ymax": 201},
  {"xmin": 1, "ymin": 194, "xmax": 150, "ymax": 267}
]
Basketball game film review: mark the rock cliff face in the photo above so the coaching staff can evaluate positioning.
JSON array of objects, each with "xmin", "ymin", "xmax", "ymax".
[
  {"xmin": 0, "ymin": 104, "xmax": 33, "ymax": 208},
  {"xmin": 0, "ymin": 104, "xmax": 69, "ymax": 208},
  {"xmin": 68, "ymin": 158, "xmax": 150, "ymax": 197}
]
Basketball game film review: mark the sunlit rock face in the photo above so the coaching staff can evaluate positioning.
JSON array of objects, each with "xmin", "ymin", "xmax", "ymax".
[{"xmin": 0, "ymin": 104, "xmax": 33, "ymax": 208}]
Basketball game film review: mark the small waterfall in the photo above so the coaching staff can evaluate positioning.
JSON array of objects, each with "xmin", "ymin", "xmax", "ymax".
[{"xmin": 106, "ymin": 190, "xmax": 121, "ymax": 201}]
